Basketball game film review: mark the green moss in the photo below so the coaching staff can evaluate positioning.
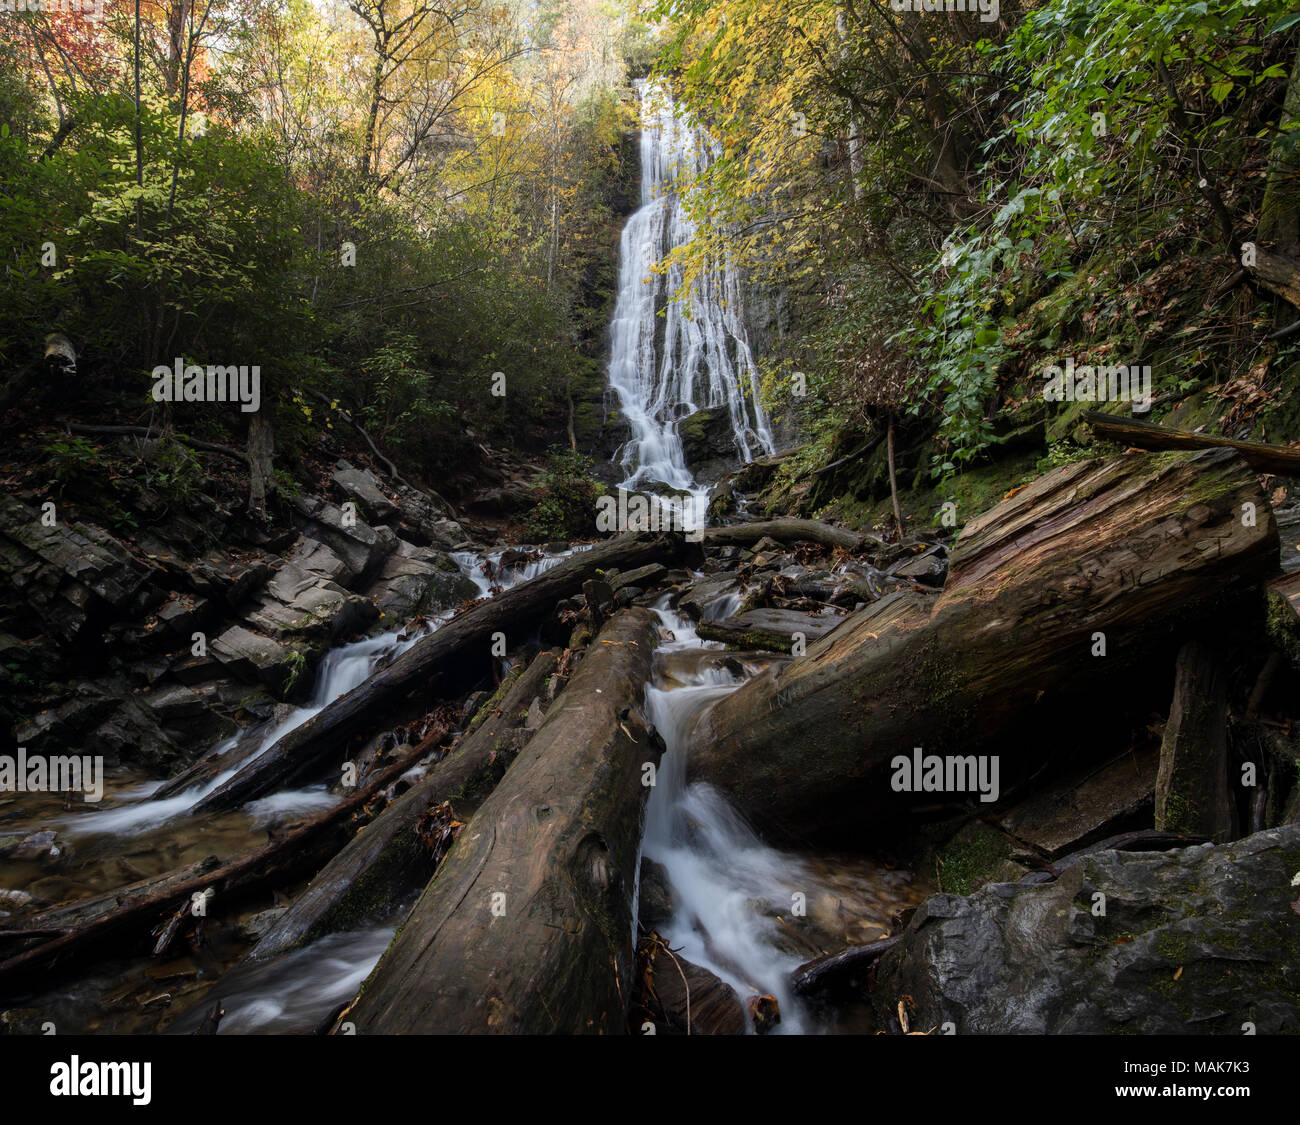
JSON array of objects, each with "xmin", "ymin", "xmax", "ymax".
[{"xmin": 936, "ymin": 820, "xmax": 1013, "ymax": 896}]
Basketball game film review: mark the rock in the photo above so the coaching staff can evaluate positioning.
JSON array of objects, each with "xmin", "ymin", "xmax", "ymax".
[
  {"xmin": 290, "ymin": 495, "xmax": 398, "ymax": 584},
  {"xmin": 364, "ymin": 542, "xmax": 477, "ymax": 623},
  {"xmin": 640, "ymin": 944, "xmax": 746, "ymax": 1035},
  {"xmin": 210, "ymin": 625, "xmax": 301, "ymax": 693},
  {"xmin": 188, "ymin": 552, "xmax": 272, "ymax": 608},
  {"xmin": 874, "ymin": 824, "xmax": 1300, "ymax": 1034},
  {"xmin": 677, "ymin": 574, "xmax": 742, "ymax": 621},
  {"xmin": 707, "ymin": 479, "xmax": 736, "ymax": 521},
  {"xmin": 237, "ymin": 906, "xmax": 289, "ymax": 941},
  {"xmin": 0, "ymin": 495, "xmax": 153, "ymax": 643},
  {"xmin": 611, "ymin": 563, "xmax": 666, "ymax": 592},
  {"xmin": 243, "ymin": 562, "xmax": 377, "ymax": 649},
  {"xmin": 13, "ymin": 831, "xmax": 60, "ymax": 861},
  {"xmin": 154, "ymin": 593, "xmax": 214, "ymax": 637},
  {"xmin": 997, "ymin": 745, "xmax": 1160, "ymax": 861},
  {"xmin": 542, "ymin": 541, "xmax": 570, "ymax": 554},
  {"xmin": 679, "ymin": 407, "xmax": 741, "ymax": 483},
  {"xmin": 0, "ymin": 1008, "xmax": 48, "ymax": 1035},
  {"xmin": 583, "ymin": 577, "xmax": 615, "ymax": 611},
  {"xmin": 464, "ymin": 485, "xmax": 533, "ymax": 518},
  {"xmin": 332, "ymin": 461, "xmax": 398, "ymax": 521},
  {"xmin": 389, "ymin": 484, "xmax": 461, "ymax": 551}
]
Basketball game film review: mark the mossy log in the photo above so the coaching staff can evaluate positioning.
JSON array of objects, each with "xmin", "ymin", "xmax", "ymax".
[
  {"xmin": 349, "ymin": 609, "xmax": 662, "ymax": 1034},
  {"xmin": 190, "ymin": 531, "xmax": 682, "ymax": 814},
  {"xmin": 696, "ymin": 609, "xmax": 841, "ymax": 654},
  {"xmin": 700, "ymin": 519, "xmax": 868, "ymax": 553},
  {"xmin": 689, "ymin": 451, "xmax": 1278, "ymax": 839},
  {"xmin": 1083, "ymin": 410, "xmax": 1300, "ymax": 476}
]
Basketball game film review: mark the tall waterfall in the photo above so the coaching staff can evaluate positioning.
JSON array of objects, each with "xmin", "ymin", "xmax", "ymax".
[{"xmin": 606, "ymin": 82, "xmax": 775, "ymax": 526}]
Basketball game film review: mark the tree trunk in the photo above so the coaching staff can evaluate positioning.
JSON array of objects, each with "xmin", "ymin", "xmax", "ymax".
[
  {"xmin": 700, "ymin": 519, "xmax": 869, "ymax": 553},
  {"xmin": 688, "ymin": 451, "xmax": 1277, "ymax": 839},
  {"xmin": 246, "ymin": 411, "xmax": 276, "ymax": 518},
  {"xmin": 1260, "ymin": 44, "xmax": 1300, "ymax": 258},
  {"xmin": 243, "ymin": 649, "xmax": 563, "ymax": 961},
  {"xmin": 188, "ymin": 532, "xmax": 684, "ymax": 815},
  {"xmin": 887, "ymin": 418, "xmax": 904, "ymax": 536},
  {"xmin": 349, "ymin": 609, "xmax": 662, "ymax": 1034}
]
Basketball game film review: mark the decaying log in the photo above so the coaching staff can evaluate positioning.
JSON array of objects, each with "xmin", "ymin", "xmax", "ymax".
[
  {"xmin": 1249, "ymin": 248, "xmax": 1300, "ymax": 308},
  {"xmin": 792, "ymin": 937, "xmax": 900, "ymax": 997},
  {"xmin": 1083, "ymin": 411, "xmax": 1300, "ymax": 476},
  {"xmin": 1155, "ymin": 641, "xmax": 1236, "ymax": 842},
  {"xmin": 243, "ymin": 650, "xmax": 562, "ymax": 961},
  {"xmin": 349, "ymin": 610, "xmax": 661, "ymax": 1034},
  {"xmin": 696, "ymin": 609, "xmax": 841, "ymax": 653},
  {"xmin": 189, "ymin": 531, "xmax": 683, "ymax": 815},
  {"xmin": 689, "ymin": 451, "xmax": 1278, "ymax": 839},
  {"xmin": 700, "ymin": 519, "xmax": 868, "ymax": 553},
  {"xmin": 0, "ymin": 726, "xmax": 448, "ymax": 994}
]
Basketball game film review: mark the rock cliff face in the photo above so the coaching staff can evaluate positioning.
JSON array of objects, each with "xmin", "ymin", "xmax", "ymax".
[{"xmin": 1, "ymin": 459, "xmax": 477, "ymax": 772}]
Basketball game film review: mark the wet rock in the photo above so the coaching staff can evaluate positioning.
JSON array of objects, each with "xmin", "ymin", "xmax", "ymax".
[
  {"xmin": 677, "ymin": 573, "xmax": 742, "ymax": 621},
  {"xmin": 874, "ymin": 824, "xmax": 1300, "ymax": 1034},
  {"xmin": 542, "ymin": 541, "xmax": 570, "ymax": 554},
  {"xmin": 332, "ymin": 461, "xmax": 398, "ymax": 521},
  {"xmin": 679, "ymin": 406, "xmax": 741, "ymax": 484},
  {"xmin": 365, "ymin": 542, "xmax": 477, "ymax": 624},
  {"xmin": 610, "ymin": 563, "xmax": 666, "ymax": 592},
  {"xmin": 13, "ymin": 831, "xmax": 60, "ymax": 862},
  {"xmin": 640, "ymin": 946, "xmax": 746, "ymax": 1035}
]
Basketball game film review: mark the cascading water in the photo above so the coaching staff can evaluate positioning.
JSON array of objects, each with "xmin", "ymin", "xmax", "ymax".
[{"xmin": 606, "ymin": 81, "xmax": 775, "ymax": 529}]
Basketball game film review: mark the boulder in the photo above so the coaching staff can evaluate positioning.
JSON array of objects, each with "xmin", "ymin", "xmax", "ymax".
[
  {"xmin": 873, "ymin": 824, "xmax": 1300, "ymax": 1034},
  {"xmin": 290, "ymin": 496, "xmax": 399, "ymax": 584},
  {"xmin": 332, "ymin": 461, "xmax": 397, "ymax": 521},
  {"xmin": 364, "ymin": 542, "xmax": 477, "ymax": 624}
]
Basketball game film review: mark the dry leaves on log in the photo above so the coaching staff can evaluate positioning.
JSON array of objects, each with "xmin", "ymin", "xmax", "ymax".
[{"xmin": 415, "ymin": 801, "xmax": 464, "ymax": 865}]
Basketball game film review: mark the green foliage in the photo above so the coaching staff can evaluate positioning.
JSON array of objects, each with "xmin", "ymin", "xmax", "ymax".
[
  {"xmin": 523, "ymin": 447, "xmax": 603, "ymax": 540},
  {"xmin": 42, "ymin": 435, "xmax": 103, "ymax": 486}
]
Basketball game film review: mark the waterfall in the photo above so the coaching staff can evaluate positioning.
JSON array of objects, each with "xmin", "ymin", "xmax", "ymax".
[{"xmin": 606, "ymin": 81, "xmax": 775, "ymax": 527}]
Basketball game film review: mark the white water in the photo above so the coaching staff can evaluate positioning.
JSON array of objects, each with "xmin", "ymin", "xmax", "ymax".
[
  {"xmin": 642, "ymin": 604, "xmax": 818, "ymax": 1033},
  {"xmin": 606, "ymin": 81, "xmax": 775, "ymax": 530},
  {"xmin": 58, "ymin": 546, "xmax": 587, "ymax": 838}
]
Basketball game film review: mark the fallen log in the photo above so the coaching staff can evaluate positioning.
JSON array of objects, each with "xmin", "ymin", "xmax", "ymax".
[
  {"xmin": 0, "ymin": 725, "xmax": 449, "ymax": 995},
  {"xmin": 696, "ymin": 609, "xmax": 842, "ymax": 653},
  {"xmin": 242, "ymin": 649, "xmax": 562, "ymax": 961},
  {"xmin": 700, "ymin": 519, "xmax": 868, "ymax": 553},
  {"xmin": 1083, "ymin": 411, "xmax": 1300, "ymax": 476},
  {"xmin": 349, "ymin": 609, "xmax": 662, "ymax": 1034},
  {"xmin": 792, "ymin": 937, "xmax": 900, "ymax": 997},
  {"xmin": 189, "ymin": 531, "xmax": 682, "ymax": 814},
  {"xmin": 1249, "ymin": 247, "xmax": 1300, "ymax": 308},
  {"xmin": 689, "ymin": 451, "xmax": 1278, "ymax": 839}
]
